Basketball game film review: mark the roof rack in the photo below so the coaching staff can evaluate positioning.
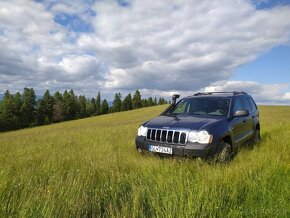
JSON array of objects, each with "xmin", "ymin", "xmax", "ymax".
[{"xmin": 193, "ymin": 91, "xmax": 247, "ymax": 96}]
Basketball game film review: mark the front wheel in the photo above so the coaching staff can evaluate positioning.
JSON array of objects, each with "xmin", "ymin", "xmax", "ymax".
[{"xmin": 211, "ymin": 142, "xmax": 232, "ymax": 164}]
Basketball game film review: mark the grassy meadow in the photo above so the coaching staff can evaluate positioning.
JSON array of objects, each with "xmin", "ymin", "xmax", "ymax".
[{"xmin": 0, "ymin": 105, "xmax": 289, "ymax": 217}]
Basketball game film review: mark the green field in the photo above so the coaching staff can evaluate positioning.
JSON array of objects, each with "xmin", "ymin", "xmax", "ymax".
[{"xmin": 0, "ymin": 105, "xmax": 289, "ymax": 217}]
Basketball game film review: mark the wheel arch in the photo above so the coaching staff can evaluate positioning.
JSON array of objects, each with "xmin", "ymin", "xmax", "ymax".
[
  {"xmin": 255, "ymin": 123, "xmax": 260, "ymax": 131},
  {"xmin": 219, "ymin": 134, "xmax": 233, "ymax": 152}
]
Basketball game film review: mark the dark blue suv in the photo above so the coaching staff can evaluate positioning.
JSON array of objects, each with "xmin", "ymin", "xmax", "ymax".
[{"xmin": 135, "ymin": 92, "xmax": 260, "ymax": 163}]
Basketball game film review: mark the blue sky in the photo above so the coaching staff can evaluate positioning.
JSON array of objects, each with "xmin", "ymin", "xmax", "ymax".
[
  {"xmin": 233, "ymin": 45, "xmax": 290, "ymax": 88},
  {"xmin": 234, "ymin": 0, "xmax": 290, "ymax": 92},
  {"xmin": 255, "ymin": 0, "xmax": 290, "ymax": 9},
  {"xmin": 234, "ymin": 0, "xmax": 290, "ymax": 94},
  {"xmin": 0, "ymin": 0, "xmax": 290, "ymax": 104}
]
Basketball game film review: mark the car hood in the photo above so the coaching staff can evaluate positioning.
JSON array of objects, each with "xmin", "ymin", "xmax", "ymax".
[{"xmin": 145, "ymin": 114, "xmax": 226, "ymax": 130}]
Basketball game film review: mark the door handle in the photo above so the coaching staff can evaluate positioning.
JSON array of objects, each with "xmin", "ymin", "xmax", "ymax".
[
  {"xmin": 243, "ymin": 119, "xmax": 247, "ymax": 123},
  {"xmin": 252, "ymin": 116, "xmax": 255, "ymax": 118}
]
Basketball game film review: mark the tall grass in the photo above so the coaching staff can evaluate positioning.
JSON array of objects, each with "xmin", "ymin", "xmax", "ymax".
[{"xmin": 0, "ymin": 105, "xmax": 289, "ymax": 217}]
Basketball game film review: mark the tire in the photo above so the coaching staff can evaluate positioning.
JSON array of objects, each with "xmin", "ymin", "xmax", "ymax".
[
  {"xmin": 215, "ymin": 142, "xmax": 232, "ymax": 164},
  {"xmin": 253, "ymin": 129, "xmax": 261, "ymax": 144},
  {"xmin": 250, "ymin": 129, "xmax": 261, "ymax": 147}
]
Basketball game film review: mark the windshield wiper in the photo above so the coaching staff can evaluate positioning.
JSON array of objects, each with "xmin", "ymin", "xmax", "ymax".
[{"xmin": 191, "ymin": 112, "xmax": 205, "ymax": 115}]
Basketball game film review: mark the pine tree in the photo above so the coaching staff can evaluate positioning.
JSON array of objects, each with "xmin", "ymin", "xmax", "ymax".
[
  {"xmin": 158, "ymin": 97, "xmax": 168, "ymax": 105},
  {"xmin": 142, "ymin": 98, "xmax": 149, "ymax": 107},
  {"xmin": 154, "ymin": 97, "xmax": 157, "ymax": 105},
  {"xmin": 101, "ymin": 99, "xmax": 109, "ymax": 114},
  {"xmin": 36, "ymin": 99, "xmax": 43, "ymax": 125},
  {"xmin": 122, "ymin": 93, "xmax": 132, "ymax": 111},
  {"xmin": 0, "ymin": 91, "xmax": 20, "ymax": 131},
  {"xmin": 13, "ymin": 92, "xmax": 23, "ymax": 125},
  {"xmin": 69, "ymin": 89, "xmax": 80, "ymax": 118},
  {"xmin": 90, "ymin": 97, "xmax": 96, "ymax": 115},
  {"xmin": 62, "ymin": 90, "xmax": 70, "ymax": 120},
  {"xmin": 78, "ymin": 95, "xmax": 87, "ymax": 118},
  {"xmin": 158, "ymin": 97, "xmax": 162, "ymax": 105},
  {"xmin": 21, "ymin": 88, "xmax": 36, "ymax": 127},
  {"xmin": 148, "ymin": 97, "xmax": 154, "ymax": 106},
  {"xmin": 63, "ymin": 90, "xmax": 79, "ymax": 120},
  {"xmin": 52, "ymin": 101, "xmax": 64, "ymax": 122},
  {"xmin": 53, "ymin": 91, "xmax": 64, "ymax": 122},
  {"xmin": 132, "ymin": 90, "xmax": 142, "ymax": 109},
  {"xmin": 85, "ymin": 99, "xmax": 95, "ymax": 117},
  {"xmin": 36, "ymin": 90, "xmax": 54, "ymax": 125},
  {"xmin": 112, "ymin": 93, "xmax": 122, "ymax": 112},
  {"xmin": 96, "ymin": 92, "xmax": 101, "ymax": 115},
  {"xmin": 54, "ymin": 91, "xmax": 63, "ymax": 102}
]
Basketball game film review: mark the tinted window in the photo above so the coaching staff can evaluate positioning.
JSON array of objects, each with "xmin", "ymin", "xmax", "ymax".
[
  {"xmin": 233, "ymin": 97, "xmax": 243, "ymax": 112},
  {"xmin": 248, "ymin": 97, "xmax": 257, "ymax": 111},
  {"xmin": 171, "ymin": 99, "xmax": 187, "ymax": 114},
  {"xmin": 241, "ymin": 96, "xmax": 251, "ymax": 112},
  {"xmin": 167, "ymin": 98, "xmax": 230, "ymax": 116}
]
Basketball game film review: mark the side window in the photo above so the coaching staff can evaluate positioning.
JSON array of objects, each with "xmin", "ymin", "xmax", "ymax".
[
  {"xmin": 241, "ymin": 96, "xmax": 251, "ymax": 112},
  {"xmin": 172, "ymin": 100, "xmax": 188, "ymax": 114},
  {"xmin": 248, "ymin": 97, "xmax": 257, "ymax": 111},
  {"xmin": 233, "ymin": 98, "xmax": 243, "ymax": 113}
]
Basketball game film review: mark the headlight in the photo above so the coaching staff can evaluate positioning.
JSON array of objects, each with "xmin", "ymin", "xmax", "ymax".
[
  {"xmin": 137, "ymin": 126, "xmax": 148, "ymax": 137},
  {"xmin": 188, "ymin": 130, "xmax": 213, "ymax": 144}
]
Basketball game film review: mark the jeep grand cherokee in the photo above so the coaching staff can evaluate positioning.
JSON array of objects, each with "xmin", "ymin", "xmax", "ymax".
[{"xmin": 135, "ymin": 92, "xmax": 260, "ymax": 163}]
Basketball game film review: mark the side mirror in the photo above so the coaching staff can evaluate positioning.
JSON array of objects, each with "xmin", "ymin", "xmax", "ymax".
[
  {"xmin": 172, "ymin": 94, "xmax": 180, "ymax": 105},
  {"xmin": 233, "ymin": 109, "xmax": 249, "ymax": 117}
]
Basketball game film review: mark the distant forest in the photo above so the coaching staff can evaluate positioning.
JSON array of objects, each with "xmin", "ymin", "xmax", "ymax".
[{"xmin": 0, "ymin": 88, "xmax": 168, "ymax": 132}]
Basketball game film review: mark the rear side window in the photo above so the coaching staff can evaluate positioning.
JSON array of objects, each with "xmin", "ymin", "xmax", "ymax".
[
  {"xmin": 247, "ymin": 97, "xmax": 257, "ymax": 111},
  {"xmin": 241, "ymin": 96, "xmax": 252, "ymax": 112},
  {"xmin": 233, "ymin": 98, "xmax": 243, "ymax": 112}
]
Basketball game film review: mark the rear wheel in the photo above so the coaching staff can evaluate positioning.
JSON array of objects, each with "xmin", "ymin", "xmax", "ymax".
[
  {"xmin": 253, "ymin": 129, "xmax": 261, "ymax": 144},
  {"xmin": 250, "ymin": 129, "xmax": 261, "ymax": 147}
]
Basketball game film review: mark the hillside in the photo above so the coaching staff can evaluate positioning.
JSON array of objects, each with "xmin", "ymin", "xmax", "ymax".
[{"xmin": 0, "ymin": 105, "xmax": 289, "ymax": 217}]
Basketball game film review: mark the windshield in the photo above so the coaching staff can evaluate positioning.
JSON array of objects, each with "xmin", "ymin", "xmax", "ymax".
[{"xmin": 166, "ymin": 98, "xmax": 230, "ymax": 116}]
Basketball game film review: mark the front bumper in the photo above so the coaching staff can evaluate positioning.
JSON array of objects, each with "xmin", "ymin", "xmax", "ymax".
[{"xmin": 135, "ymin": 136, "xmax": 217, "ymax": 158}]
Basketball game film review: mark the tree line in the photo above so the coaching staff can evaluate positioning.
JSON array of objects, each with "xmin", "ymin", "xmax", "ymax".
[{"xmin": 0, "ymin": 88, "xmax": 168, "ymax": 132}]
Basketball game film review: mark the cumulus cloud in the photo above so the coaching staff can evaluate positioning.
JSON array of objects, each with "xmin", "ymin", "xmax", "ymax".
[
  {"xmin": 77, "ymin": 0, "xmax": 290, "ymax": 91},
  {"xmin": 0, "ymin": 0, "xmax": 290, "ymax": 104},
  {"xmin": 137, "ymin": 80, "xmax": 290, "ymax": 105},
  {"xmin": 203, "ymin": 80, "xmax": 290, "ymax": 104}
]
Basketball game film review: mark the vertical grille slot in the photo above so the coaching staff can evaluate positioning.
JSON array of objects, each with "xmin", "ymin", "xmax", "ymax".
[
  {"xmin": 156, "ymin": 130, "xmax": 161, "ymax": 141},
  {"xmin": 180, "ymin": 132, "xmax": 186, "ymax": 144},
  {"xmin": 173, "ymin": 132, "xmax": 180, "ymax": 143},
  {"xmin": 146, "ymin": 128, "xmax": 187, "ymax": 145},
  {"xmin": 147, "ymin": 129, "xmax": 151, "ymax": 139},
  {"xmin": 167, "ymin": 131, "xmax": 173, "ymax": 143},
  {"xmin": 161, "ymin": 130, "xmax": 167, "ymax": 142},
  {"xmin": 151, "ymin": 129, "xmax": 156, "ymax": 140}
]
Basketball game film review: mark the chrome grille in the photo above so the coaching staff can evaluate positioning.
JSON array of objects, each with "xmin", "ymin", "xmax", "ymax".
[{"xmin": 146, "ymin": 128, "xmax": 188, "ymax": 145}]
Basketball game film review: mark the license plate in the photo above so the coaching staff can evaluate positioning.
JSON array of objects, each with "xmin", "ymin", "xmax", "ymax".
[{"xmin": 149, "ymin": 145, "xmax": 173, "ymax": 154}]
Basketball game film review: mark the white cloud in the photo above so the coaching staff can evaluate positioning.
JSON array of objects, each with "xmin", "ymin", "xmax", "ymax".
[
  {"xmin": 282, "ymin": 92, "xmax": 290, "ymax": 100},
  {"xmin": 203, "ymin": 80, "xmax": 290, "ymax": 104},
  {"xmin": 139, "ymin": 80, "xmax": 290, "ymax": 105},
  {"xmin": 76, "ymin": 0, "xmax": 290, "ymax": 91},
  {"xmin": 59, "ymin": 55, "xmax": 102, "ymax": 76}
]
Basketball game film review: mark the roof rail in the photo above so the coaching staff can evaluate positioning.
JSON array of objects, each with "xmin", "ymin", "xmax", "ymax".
[{"xmin": 193, "ymin": 91, "xmax": 247, "ymax": 96}]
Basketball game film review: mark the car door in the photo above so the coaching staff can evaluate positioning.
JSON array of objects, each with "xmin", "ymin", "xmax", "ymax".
[
  {"xmin": 247, "ymin": 97, "xmax": 259, "ymax": 127},
  {"xmin": 241, "ymin": 96, "xmax": 255, "ymax": 140},
  {"xmin": 230, "ymin": 97, "xmax": 249, "ymax": 149}
]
